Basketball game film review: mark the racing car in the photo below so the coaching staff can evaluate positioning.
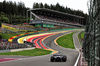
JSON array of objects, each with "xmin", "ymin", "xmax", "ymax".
[
  {"xmin": 50, "ymin": 54, "xmax": 67, "ymax": 62},
  {"xmin": 24, "ymin": 41, "xmax": 36, "ymax": 47}
]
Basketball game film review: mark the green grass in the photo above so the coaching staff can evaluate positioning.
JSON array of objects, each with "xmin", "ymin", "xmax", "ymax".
[
  {"xmin": 0, "ymin": 33, "xmax": 24, "ymax": 39},
  {"xmin": 81, "ymin": 32, "xmax": 84, "ymax": 38},
  {"xmin": 0, "ymin": 48, "xmax": 52, "ymax": 56},
  {"xmin": 56, "ymin": 32, "xmax": 75, "ymax": 49},
  {"xmin": 78, "ymin": 32, "xmax": 84, "ymax": 45}
]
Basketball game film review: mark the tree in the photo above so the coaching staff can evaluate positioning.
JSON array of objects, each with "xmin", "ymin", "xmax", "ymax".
[
  {"xmin": 50, "ymin": 4, "xmax": 56, "ymax": 10},
  {"xmin": 0, "ymin": 2, "xmax": 3, "ymax": 12},
  {"xmin": 44, "ymin": 3, "xmax": 50, "ymax": 9},
  {"xmin": 33, "ymin": 3, "xmax": 39, "ymax": 8},
  {"xmin": 0, "ymin": 12, "xmax": 5, "ymax": 15},
  {"xmin": 55, "ymin": 3, "xmax": 60, "ymax": 11},
  {"xmin": 13, "ymin": 2, "xmax": 18, "ymax": 15},
  {"xmin": 59, "ymin": 6, "xmax": 66, "ymax": 13},
  {"xmin": 39, "ymin": 3, "xmax": 43, "ymax": 8},
  {"xmin": 0, "ymin": 15, "xmax": 9, "ymax": 23}
]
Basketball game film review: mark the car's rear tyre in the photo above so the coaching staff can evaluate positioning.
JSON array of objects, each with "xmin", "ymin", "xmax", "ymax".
[
  {"xmin": 62, "ymin": 56, "xmax": 67, "ymax": 62},
  {"xmin": 51, "ymin": 56, "xmax": 54, "ymax": 62}
]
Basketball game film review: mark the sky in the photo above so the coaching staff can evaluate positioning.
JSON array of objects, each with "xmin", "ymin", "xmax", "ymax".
[{"xmin": 0, "ymin": 0, "xmax": 89, "ymax": 14}]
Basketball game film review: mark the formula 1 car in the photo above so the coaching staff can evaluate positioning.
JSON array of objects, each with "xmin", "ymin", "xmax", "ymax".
[
  {"xmin": 50, "ymin": 54, "xmax": 67, "ymax": 62},
  {"xmin": 24, "ymin": 41, "xmax": 36, "ymax": 47}
]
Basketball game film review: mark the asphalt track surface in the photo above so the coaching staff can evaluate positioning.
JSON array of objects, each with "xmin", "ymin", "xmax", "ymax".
[{"xmin": 0, "ymin": 30, "xmax": 81, "ymax": 66}]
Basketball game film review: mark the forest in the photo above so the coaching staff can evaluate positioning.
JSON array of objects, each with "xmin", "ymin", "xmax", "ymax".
[{"xmin": 0, "ymin": 0, "xmax": 88, "ymax": 25}]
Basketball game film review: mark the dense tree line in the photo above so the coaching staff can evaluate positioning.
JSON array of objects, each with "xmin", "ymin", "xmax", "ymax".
[
  {"xmin": 33, "ymin": 3, "xmax": 88, "ymax": 25},
  {"xmin": 0, "ymin": 0, "xmax": 28, "ymax": 16},
  {"xmin": 0, "ymin": 0, "xmax": 29, "ymax": 25}
]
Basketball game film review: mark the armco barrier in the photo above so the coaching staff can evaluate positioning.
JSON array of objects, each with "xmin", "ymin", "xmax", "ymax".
[
  {"xmin": 0, "ymin": 47, "xmax": 35, "ymax": 53},
  {"xmin": 0, "ymin": 50, "xmax": 11, "ymax": 53},
  {"xmin": 76, "ymin": 49, "xmax": 88, "ymax": 66},
  {"xmin": 74, "ymin": 52, "xmax": 81, "ymax": 66}
]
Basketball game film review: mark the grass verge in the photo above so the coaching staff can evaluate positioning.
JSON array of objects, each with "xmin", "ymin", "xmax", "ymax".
[
  {"xmin": 78, "ymin": 32, "xmax": 84, "ymax": 45},
  {"xmin": 0, "ymin": 33, "xmax": 24, "ymax": 39},
  {"xmin": 81, "ymin": 32, "xmax": 84, "ymax": 38},
  {"xmin": 0, "ymin": 48, "xmax": 52, "ymax": 56},
  {"xmin": 56, "ymin": 32, "xmax": 75, "ymax": 49}
]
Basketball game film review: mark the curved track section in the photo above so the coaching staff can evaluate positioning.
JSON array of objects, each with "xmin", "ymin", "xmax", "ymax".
[{"xmin": 0, "ymin": 30, "xmax": 80, "ymax": 66}]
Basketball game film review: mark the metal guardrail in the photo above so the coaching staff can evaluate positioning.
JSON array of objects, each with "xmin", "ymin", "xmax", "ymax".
[{"xmin": 0, "ymin": 47, "xmax": 35, "ymax": 53}]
